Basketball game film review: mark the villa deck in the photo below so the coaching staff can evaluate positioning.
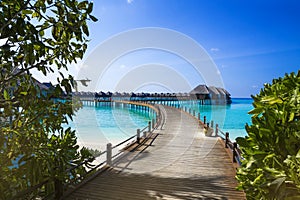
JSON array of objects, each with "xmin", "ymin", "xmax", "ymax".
[{"xmin": 64, "ymin": 105, "xmax": 245, "ymax": 199}]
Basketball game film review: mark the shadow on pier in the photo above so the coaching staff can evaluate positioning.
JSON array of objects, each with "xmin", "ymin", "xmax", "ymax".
[{"xmin": 66, "ymin": 168, "xmax": 240, "ymax": 200}]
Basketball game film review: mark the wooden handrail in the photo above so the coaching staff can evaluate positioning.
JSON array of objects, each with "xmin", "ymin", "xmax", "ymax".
[
  {"xmin": 175, "ymin": 103, "xmax": 244, "ymax": 167},
  {"xmin": 215, "ymin": 124, "xmax": 243, "ymax": 166}
]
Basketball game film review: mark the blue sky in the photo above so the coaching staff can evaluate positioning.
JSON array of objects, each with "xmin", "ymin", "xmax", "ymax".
[{"xmin": 35, "ymin": 0, "xmax": 300, "ymax": 97}]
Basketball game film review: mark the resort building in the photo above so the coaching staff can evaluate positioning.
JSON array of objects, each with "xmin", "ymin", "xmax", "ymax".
[{"xmin": 73, "ymin": 84, "xmax": 232, "ymax": 105}]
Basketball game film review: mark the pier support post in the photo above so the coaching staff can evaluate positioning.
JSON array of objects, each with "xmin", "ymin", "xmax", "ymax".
[
  {"xmin": 143, "ymin": 131, "xmax": 147, "ymax": 138},
  {"xmin": 215, "ymin": 124, "xmax": 219, "ymax": 136},
  {"xmin": 225, "ymin": 132, "xmax": 229, "ymax": 148},
  {"xmin": 189, "ymin": 108, "xmax": 191, "ymax": 114},
  {"xmin": 106, "ymin": 143, "xmax": 112, "ymax": 166},
  {"xmin": 152, "ymin": 118, "xmax": 155, "ymax": 129},
  {"xmin": 203, "ymin": 116, "xmax": 206, "ymax": 124},
  {"xmin": 211, "ymin": 120, "xmax": 214, "ymax": 128},
  {"xmin": 198, "ymin": 113, "xmax": 200, "ymax": 121},
  {"xmin": 137, "ymin": 129, "xmax": 140, "ymax": 144},
  {"xmin": 148, "ymin": 121, "xmax": 151, "ymax": 132},
  {"xmin": 193, "ymin": 110, "xmax": 195, "ymax": 116},
  {"xmin": 233, "ymin": 142, "xmax": 238, "ymax": 163}
]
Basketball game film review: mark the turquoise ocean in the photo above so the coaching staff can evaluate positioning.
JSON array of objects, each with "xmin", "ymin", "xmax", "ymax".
[
  {"xmin": 69, "ymin": 98, "xmax": 253, "ymax": 150},
  {"xmin": 69, "ymin": 104, "xmax": 155, "ymax": 151},
  {"xmin": 195, "ymin": 98, "xmax": 253, "ymax": 140}
]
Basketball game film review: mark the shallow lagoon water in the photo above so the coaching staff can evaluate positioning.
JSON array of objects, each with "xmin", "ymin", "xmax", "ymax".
[
  {"xmin": 68, "ymin": 105, "xmax": 154, "ymax": 151},
  {"xmin": 193, "ymin": 98, "xmax": 253, "ymax": 140},
  {"xmin": 69, "ymin": 98, "xmax": 252, "ymax": 150}
]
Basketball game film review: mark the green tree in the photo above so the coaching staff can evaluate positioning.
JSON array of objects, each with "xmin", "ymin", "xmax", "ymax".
[
  {"xmin": 236, "ymin": 71, "xmax": 300, "ymax": 199},
  {"xmin": 0, "ymin": 0, "xmax": 97, "ymax": 199}
]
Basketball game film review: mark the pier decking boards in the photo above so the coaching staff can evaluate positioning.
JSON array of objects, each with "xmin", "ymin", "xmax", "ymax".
[{"xmin": 64, "ymin": 105, "xmax": 245, "ymax": 200}]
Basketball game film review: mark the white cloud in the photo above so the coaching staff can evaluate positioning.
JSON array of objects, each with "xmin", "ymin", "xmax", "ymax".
[
  {"xmin": 210, "ymin": 48, "xmax": 220, "ymax": 52},
  {"xmin": 120, "ymin": 64, "xmax": 126, "ymax": 69},
  {"xmin": 127, "ymin": 0, "xmax": 134, "ymax": 4}
]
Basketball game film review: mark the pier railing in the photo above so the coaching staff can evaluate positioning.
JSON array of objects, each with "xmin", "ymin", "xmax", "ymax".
[
  {"xmin": 171, "ymin": 104, "xmax": 243, "ymax": 167},
  {"xmin": 214, "ymin": 126, "xmax": 243, "ymax": 166},
  {"xmin": 65, "ymin": 120, "xmax": 157, "ymax": 183},
  {"xmin": 12, "ymin": 101, "xmax": 163, "ymax": 200},
  {"xmin": 79, "ymin": 99, "xmax": 243, "ymax": 166},
  {"xmin": 64, "ymin": 101, "xmax": 163, "ymax": 188},
  {"xmin": 62, "ymin": 117, "xmax": 160, "ymax": 197}
]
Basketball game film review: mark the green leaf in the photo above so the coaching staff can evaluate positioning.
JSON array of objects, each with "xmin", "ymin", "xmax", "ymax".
[
  {"xmin": 89, "ymin": 15, "xmax": 98, "ymax": 22},
  {"xmin": 236, "ymin": 137, "xmax": 249, "ymax": 148},
  {"xmin": 288, "ymin": 112, "xmax": 295, "ymax": 122},
  {"xmin": 32, "ymin": 12, "xmax": 39, "ymax": 18},
  {"xmin": 39, "ymin": 30, "xmax": 45, "ymax": 37},
  {"xmin": 78, "ymin": 1, "xmax": 88, "ymax": 9},
  {"xmin": 87, "ymin": 2, "xmax": 94, "ymax": 13},
  {"xmin": 3, "ymin": 89, "xmax": 10, "ymax": 100},
  {"xmin": 22, "ymin": 10, "xmax": 33, "ymax": 15},
  {"xmin": 82, "ymin": 23, "xmax": 89, "ymax": 36},
  {"xmin": 296, "ymin": 149, "xmax": 300, "ymax": 158},
  {"xmin": 248, "ymin": 107, "xmax": 263, "ymax": 115},
  {"xmin": 252, "ymin": 173, "xmax": 263, "ymax": 185},
  {"xmin": 261, "ymin": 96, "xmax": 283, "ymax": 104}
]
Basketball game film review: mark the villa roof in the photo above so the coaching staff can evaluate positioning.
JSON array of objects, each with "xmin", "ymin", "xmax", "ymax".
[
  {"xmin": 216, "ymin": 87, "xmax": 226, "ymax": 96},
  {"xmin": 207, "ymin": 86, "xmax": 220, "ymax": 95},
  {"xmin": 218, "ymin": 88, "xmax": 231, "ymax": 95},
  {"xmin": 190, "ymin": 85, "xmax": 209, "ymax": 94}
]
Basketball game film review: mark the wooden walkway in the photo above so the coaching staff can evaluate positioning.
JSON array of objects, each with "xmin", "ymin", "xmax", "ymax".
[{"xmin": 64, "ymin": 106, "xmax": 245, "ymax": 200}]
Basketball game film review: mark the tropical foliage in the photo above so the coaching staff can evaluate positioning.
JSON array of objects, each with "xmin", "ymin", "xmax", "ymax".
[
  {"xmin": 0, "ymin": 0, "xmax": 97, "ymax": 199},
  {"xmin": 236, "ymin": 71, "xmax": 300, "ymax": 199}
]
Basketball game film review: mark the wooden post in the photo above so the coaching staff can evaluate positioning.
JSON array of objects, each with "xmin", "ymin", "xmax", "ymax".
[
  {"xmin": 215, "ymin": 124, "xmax": 218, "ymax": 136},
  {"xmin": 203, "ymin": 116, "xmax": 206, "ymax": 124},
  {"xmin": 233, "ymin": 142, "xmax": 238, "ymax": 163},
  {"xmin": 143, "ymin": 131, "xmax": 147, "ymax": 138},
  {"xmin": 225, "ymin": 132, "xmax": 229, "ymax": 148},
  {"xmin": 211, "ymin": 120, "xmax": 214, "ymax": 128},
  {"xmin": 148, "ymin": 121, "xmax": 151, "ymax": 132},
  {"xmin": 137, "ymin": 129, "xmax": 140, "ymax": 144},
  {"xmin": 193, "ymin": 110, "xmax": 195, "ymax": 116},
  {"xmin": 189, "ymin": 108, "xmax": 191, "ymax": 114},
  {"xmin": 106, "ymin": 143, "xmax": 112, "ymax": 166},
  {"xmin": 152, "ymin": 118, "xmax": 155, "ymax": 129},
  {"xmin": 198, "ymin": 113, "xmax": 200, "ymax": 120}
]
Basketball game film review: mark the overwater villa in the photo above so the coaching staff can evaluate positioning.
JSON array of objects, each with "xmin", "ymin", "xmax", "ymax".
[{"xmin": 72, "ymin": 84, "xmax": 232, "ymax": 105}]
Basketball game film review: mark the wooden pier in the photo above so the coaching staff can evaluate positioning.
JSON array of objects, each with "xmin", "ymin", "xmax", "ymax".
[{"xmin": 63, "ymin": 105, "xmax": 245, "ymax": 200}]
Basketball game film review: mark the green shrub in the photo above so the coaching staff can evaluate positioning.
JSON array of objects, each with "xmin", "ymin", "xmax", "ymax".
[{"xmin": 236, "ymin": 71, "xmax": 300, "ymax": 199}]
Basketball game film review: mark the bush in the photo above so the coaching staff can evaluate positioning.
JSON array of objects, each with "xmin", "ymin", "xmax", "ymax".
[{"xmin": 236, "ymin": 71, "xmax": 300, "ymax": 199}]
